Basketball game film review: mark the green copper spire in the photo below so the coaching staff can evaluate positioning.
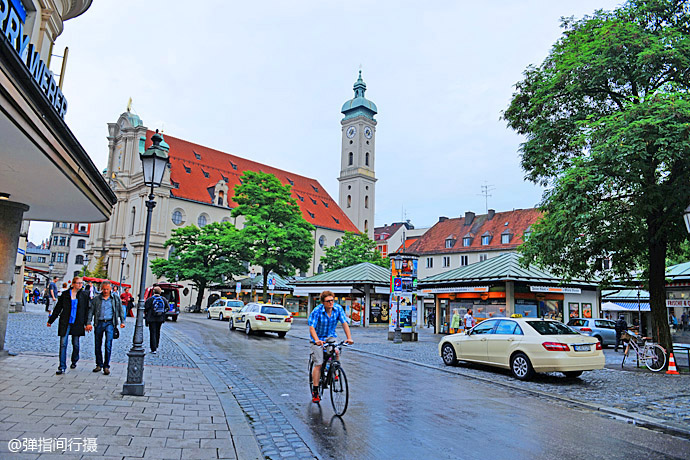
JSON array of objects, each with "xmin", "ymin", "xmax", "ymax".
[{"xmin": 341, "ymin": 70, "xmax": 377, "ymax": 121}]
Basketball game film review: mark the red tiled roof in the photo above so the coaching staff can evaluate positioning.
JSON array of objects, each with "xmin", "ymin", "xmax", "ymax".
[
  {"xmin": 407, "ymin": 209, "xmax": 541, "ymax": 254},
  {"xmin": 393, "ymin": 237, "xmax": 419, "ymax": 253},
  {"xmin": 374, "ymin": 222, "xmax": 410, "ymax": 241},
  {"xmin": 149, "ymin": 131, "xmax": 358, "ymax": 233}
]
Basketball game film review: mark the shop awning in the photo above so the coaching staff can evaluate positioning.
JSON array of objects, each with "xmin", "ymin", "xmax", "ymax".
[{"xmin": 602, "ymin": 302, "xmax": 650, "ymax": 312}]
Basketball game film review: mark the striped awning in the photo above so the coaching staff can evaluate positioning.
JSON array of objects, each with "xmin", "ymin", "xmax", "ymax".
[{"xmin": 612, "ymin": 302, "xmax": 650, "ymax": 312}]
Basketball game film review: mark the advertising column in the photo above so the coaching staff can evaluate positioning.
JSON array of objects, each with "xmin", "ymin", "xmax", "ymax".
[{"xmin": 388, "ymin": 255, "xmax": 418, "ymax": 341}]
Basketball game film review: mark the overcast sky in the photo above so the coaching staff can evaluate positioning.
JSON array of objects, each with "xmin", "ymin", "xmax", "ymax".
[{"xmin": 29, "ymin": 0, "xmax": 622, "ymax": 244}]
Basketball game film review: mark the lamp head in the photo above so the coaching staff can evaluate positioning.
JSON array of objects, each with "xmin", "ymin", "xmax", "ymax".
[
  {"xmin": 140, "ymin": 130, "xmax": 170, "ymax": 187},
  {"xmin": 120, "ymin": 243, "xmax": 129, "ymax": 260}
]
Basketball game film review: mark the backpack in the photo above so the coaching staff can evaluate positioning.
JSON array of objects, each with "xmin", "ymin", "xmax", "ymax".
[{"xmin": 152, "ymin": 295, "xmax": 167, "ymax": 316}]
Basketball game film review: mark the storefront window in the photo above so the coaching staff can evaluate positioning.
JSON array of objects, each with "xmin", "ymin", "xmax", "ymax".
[
  {"xmin": 582, "ymin": 303, "xmax": 592, "ymax": 318},
  {"xmin": 569, "ymin": 302, "xmax": 580, "ymax": 318}
]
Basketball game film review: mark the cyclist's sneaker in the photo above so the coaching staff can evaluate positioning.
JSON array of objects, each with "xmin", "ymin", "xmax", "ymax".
[{"xmin": 312, "ymin": 391, "xmax": 321, "ymax": 403}]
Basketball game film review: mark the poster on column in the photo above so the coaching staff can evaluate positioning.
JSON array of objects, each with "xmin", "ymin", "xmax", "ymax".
[{"xmin": 388, "ymin": 293, "xmax": 415, "ymax": 333}]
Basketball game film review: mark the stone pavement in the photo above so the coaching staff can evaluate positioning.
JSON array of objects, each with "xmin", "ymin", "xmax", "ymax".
[
  {"xmin": 289, "ymin": 318, "xmax": 690, "ymax": 433},
  {"xmin": 0, "ymin": 308, "xmax": 263, "ymax": 460}
]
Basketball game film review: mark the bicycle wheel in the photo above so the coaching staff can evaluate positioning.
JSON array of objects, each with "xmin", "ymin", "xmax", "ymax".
[
  {"xmin": 329, "ymin": 365, "xmax": 349, "ymax": 416},
  {"xmin": 644, "ymin": 345, "xmax": 666, "ymax": 372}
]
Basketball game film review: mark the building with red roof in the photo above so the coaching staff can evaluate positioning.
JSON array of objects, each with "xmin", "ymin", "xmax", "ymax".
[
  {"xmin": 408, "ymin": 208, "xmax": 541, "ymax": 279},
  {"xmin": 88, "ymin": 108, "xmax": 362, "ymax": 302}
]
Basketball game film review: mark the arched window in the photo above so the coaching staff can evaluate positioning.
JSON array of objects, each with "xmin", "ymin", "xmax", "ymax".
[
  {"xmin": 77, "ymin": 239, "xmax": 86, "ymax": 249},
  {"xmin": 130, "ymin": 207, "xmax": 136, "ymax": 235},
  {"xmin": 198, "ymin": 214, "xmax": 208, "ymax": 227},
  {"xmin": 365, "ymin": 196, "xmax": 369, "ymax": 209},
  {"xmin": 347, "ymin": 195, "xmax": 352, "ymax": 208},
  {"xmin": 365, "ymin": 152, "xmax": 369, "ymax": 166},
  {"xmin": 319, "ymin": 235, "xmax": 326, "ymax": 248},
  {"xmin": 317, "ymin": 264, "xmax": 324, "ymax": 274},
  {"xmin": 334, "ymin": 238, "xmax": 341, "ymax": 247},
  {"xmin": 364, "ymin": 220, "xmax": 369, "ymax": 233},
  {"xmin": 172, "ymin": 210, "xmax": 183, "ymax": 225},
  {"xmin": 75, "ymin": 255, "xmax": 84, "ymax": 265},
  {"xmin": 169, "ymin": 246, "xmax": 176, "ymax": 258},
  {"xmin": 217, "ymin": 190, "xmax": 224, "ymax": 207},
  {"xmin": 348, "ymin": 152, "xmax": 353, "ymax": 166}
]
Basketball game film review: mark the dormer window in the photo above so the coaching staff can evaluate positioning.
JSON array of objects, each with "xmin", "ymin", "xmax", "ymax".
[
  {"xmin": 217, "ymin": 191, "xmax": 224, "ymax": 207},
  {"xmin": 481, "ymin": 232, "xmax": 492, "ymax": 245},
  {"xmin": 310, "ymin": 197, "xmax": 317, "ymax": 205},
  {"xmin": 183, "ymin": 165, "xmax": 191, "ymax": 174},
  {"xmin": 194, "ymin": 151, "xmax": 201, "ymax": 160},
  {"xmin": 297, "ymin": 194, "xmax": 304, "ymax": 202},
  {"xmin": 230, "ymin": 161, "xmax": 237, "ymax": 170},
  {"xmin": 445, "ymin": 237, "xmax": 456, "ymax": 248},
  {"xmin": 287, "ymin": 178, "xmax": 294, "ymax": 186},
  {"xmin": 311, "ymin": 185, "xmax": 319, "ymax": 193},
  {"xmin": 463, "ymin": 237, "xmax": 472, "ymax": 247},
  {"xmin": 202, "ymin": 169, "xmax": 209, "ymax": 178},
  {"xmin": 501, "ymin": 229, "xmax": 512, "ymax": 244},
  {"xmin": 307, "ymin": 211, "xmax": 315, "ymax": 219},
  {"xmin": 523, "ymin": 226, "xmax": 532, "ymax": 241},
  {"xmin": 322, "ymin": 200, "xmax": 329, "ymax": 208}
]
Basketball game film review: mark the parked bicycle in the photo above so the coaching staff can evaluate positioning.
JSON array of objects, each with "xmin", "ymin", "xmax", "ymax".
[
  {"xmin": 308, "ymin": 340, "xmax": 349, "ymax": 416},
  {"xmin": 621, "ymin": 330, "xmax": 667, "ymax": 372}
]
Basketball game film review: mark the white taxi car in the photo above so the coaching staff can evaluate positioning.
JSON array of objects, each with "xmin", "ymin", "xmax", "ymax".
[
  {"xmin": 438, "ymin": 316, "xmax": 604, "ymax": 380},
  {"xmin": 229, "ymin": 303, "xmax": 292, "ymax": 337},
  {"xmin": 207, "ymin": 299, "xmax": 244, "ymax": 321}
]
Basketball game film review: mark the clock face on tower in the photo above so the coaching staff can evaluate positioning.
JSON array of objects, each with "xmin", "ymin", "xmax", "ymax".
[
  {"xmin": 346, "ymin": 126, "xmax": 357, "ymax": 139},
  {"xmin": 364, "ymin": 126, "xmax": 372, "ymax": 139}
]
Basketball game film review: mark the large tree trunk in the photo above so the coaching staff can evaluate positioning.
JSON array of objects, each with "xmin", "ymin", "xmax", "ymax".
[
  {"xmin": 262, "ymin": 270, "xmax": 268, "ymax": 303},
  {"xmin": 195, "ymin": 283, "xmax": 206, "ymax": 309},
  {"xmin": 648, "ymin": 220, "xmax": 672, "ymax": 368}
]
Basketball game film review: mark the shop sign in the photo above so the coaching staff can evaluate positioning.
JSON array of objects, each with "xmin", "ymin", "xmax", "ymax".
[
  {"xmin": 421, "ymin": 286, "xmax": 489, "ymax": 294},
  {"xmin": 667, "ymin": 299, "xmax": 690, "ymax": 307},
  {"xmin": 530, "ymin": 286, "xmax": 581, "ymax": 294},
  {"xmin": 1, "ymin": 0, "xmax": 68, "ymax": 118}
]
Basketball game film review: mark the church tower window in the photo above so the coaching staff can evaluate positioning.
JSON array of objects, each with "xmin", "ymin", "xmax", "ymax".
[
  {"xmin": 348, "ymin": 152, "xmax": 353, "ymax": 166},
  {"xmin": 365, "ymin": 152, "xmax": 369, "ymax": 166},
  {"xmin": 347, "ymin": 195, "xmax": 352, "ymax": 208},
  {"xmin": 365, "ymin": 196, "xmax": 369, "ymax": 208}
]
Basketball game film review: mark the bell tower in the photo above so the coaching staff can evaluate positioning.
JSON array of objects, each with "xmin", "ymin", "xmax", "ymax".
[{"xmin": 338, "ymin": 71, "xmax": 377, "ymax": 239}]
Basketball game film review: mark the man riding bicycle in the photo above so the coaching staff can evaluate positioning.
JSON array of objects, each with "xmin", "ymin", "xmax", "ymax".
[{"xmin": 309, "ymin": 290, "xmax": 354, "ymax": 403}]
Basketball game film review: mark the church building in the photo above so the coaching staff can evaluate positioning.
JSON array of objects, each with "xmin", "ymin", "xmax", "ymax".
[{"xmin": 87, "ymin": 73, "xmax": 378, "ymax": 301}]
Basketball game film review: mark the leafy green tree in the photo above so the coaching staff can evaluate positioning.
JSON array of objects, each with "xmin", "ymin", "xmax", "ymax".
[
  {"xmin": 231, "ymin": 171, "xmax": 314, "ymax": 301},
  {"xmin": 89, "ymin": 256, "xmax": 108, "ymax": 279},
  {"xmin": 150, "ymin": 222, "xmax": 247, "ymax": 307},
  {"xmin": 321, "ymin": 231, "xmax": 388, "ymax": 272},
  {"xmin": 503, "ymin": 0, "xmax": 690, "ymax": 357}
]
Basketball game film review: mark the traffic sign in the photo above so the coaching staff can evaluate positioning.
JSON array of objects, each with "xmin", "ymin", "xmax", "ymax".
[
  {"xmin": 236, "ymin": 282, "xmax": 241, "ymax": 294},
  {"xmin": 268, "ymin": 278, "xmax": 275, "ymax": 290},
  {"xmin": 393, "ymin": 277, "xmax": 402, "ymax": 292}
]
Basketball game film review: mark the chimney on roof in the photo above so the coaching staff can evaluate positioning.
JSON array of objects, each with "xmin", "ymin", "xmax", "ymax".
[
  {"xmin": 464, "ymin": 211, "xmax": 475, "ymax": 226},
  {"xmin": 439, "ymin": 216, "xmax": 448, "ymax": 223},
  {"xmin": 488, "ymin": 209, "xmax": 495, "ymax": 220}
]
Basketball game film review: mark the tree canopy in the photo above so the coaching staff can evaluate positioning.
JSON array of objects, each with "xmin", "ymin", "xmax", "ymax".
[
  {"xmin": 231, "ymin": 171, "xmax": 314, "ymax": 301},
  {"xmin": 503, "ymin": 0, "xmax": 690, "ymax": 357},
  {"xmin": 150, "ymin": 222, "xmax": 247, "ymax": 307},
  {"xmin": 321, "ymin": 231, "xmax": 388, "ymax": 272}
]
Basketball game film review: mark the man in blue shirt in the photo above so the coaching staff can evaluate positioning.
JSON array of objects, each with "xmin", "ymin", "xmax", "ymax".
[
  {"xmin": 308, "ymin": 290, "xmax": 353, "ymax": 403},
  {"xmin": 86, "ymin": 281, "xmax": 125, "ymax": 375}
]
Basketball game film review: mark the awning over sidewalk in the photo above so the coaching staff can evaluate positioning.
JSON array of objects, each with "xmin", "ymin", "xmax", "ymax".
[{"xmin": 602, "ymin": 302, "xmax": 650, "ymax": 312}]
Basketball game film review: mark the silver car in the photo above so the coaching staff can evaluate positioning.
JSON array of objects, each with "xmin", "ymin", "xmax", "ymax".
[{"xmin": 567, "ymin": 317, "xmax": 617, "ymax": 347}]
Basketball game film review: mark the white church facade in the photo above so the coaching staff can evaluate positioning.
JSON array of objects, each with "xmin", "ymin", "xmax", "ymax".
[{"xmin": 87, "ymin": 73, "xmax": 379, "ymax": 302}]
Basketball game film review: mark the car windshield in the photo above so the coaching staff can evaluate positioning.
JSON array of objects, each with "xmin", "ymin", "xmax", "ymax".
[
  {"xmin": 567, "ymin": 319, "xmax": 587, "ymax": 327},
  {"xmin": 527, "ymin": 321, "xmax": 579, "ymax": 335},
  {"xmin": 228, "ymin": 301, "xmax": 244, "ymax": 307},
  {"xmin": 261, "ymin": 306, "xmax": 289, "ymax": 316}
]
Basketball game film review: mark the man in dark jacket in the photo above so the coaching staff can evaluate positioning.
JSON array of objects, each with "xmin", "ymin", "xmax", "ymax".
[
  {"xmin": 144, "ymin": 286, "xmax": 166, "ymax": 354},
  {"xmin": 86, "ymin": 281, "xmax": 125, "ymax": 375},
  {"xmin": 615, "ymin": 315, "xmax": 628, "ymax": 352},
  {"xmin": 47, "ymin": 276, "xmax": 90, "ymax": 374}
]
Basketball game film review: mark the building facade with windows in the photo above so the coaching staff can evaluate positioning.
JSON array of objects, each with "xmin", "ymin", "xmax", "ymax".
[
  {"xmin": 87, "ymin": 80, "xmax": 377, "ymax": 303},
  {"xmin": 408, "ymin": 208, "xmax": 541, "ymax": 280}
]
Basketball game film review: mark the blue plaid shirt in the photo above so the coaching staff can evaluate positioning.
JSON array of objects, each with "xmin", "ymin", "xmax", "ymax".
[{"xmin": 308, "ymin": 304, "xmax": 348, "ymax": 343}]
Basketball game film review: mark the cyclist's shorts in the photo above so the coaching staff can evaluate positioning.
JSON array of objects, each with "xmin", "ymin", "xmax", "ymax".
[{"xmin": 310, "ymin": 337, "xmax": 335, "ymax": 366}]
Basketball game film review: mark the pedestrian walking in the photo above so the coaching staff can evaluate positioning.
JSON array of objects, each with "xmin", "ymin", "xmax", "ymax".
[
  {"xmin": 682, "ymin": 312, "xmax": 688, "ymax": 332},
  {"xmin": 121, "ymin": 287, "xmax": 135, "ymax": 317},
  {"xmin": 46, "ymin": 276, "xmax": 90, "ymax": 374},
  {"xmin": 86, "ymin": 281, "xmax": 125, "ymax": 375},
  {"xmin": 47, "ymin": 276, "xmax": 58, "ymax": 313},
  {"xmin": 429, "ymin": 310, "xmax": 436, "ymax": 333},
  {"xmin": 615, "ymin": 315, "xmax": 628, "ymax": 352},
  {"xmin": 463, "ymin": 309, "xmax": 476, "ymax": 331},
  {"xmin": 32, "ymin": 287, "xmax": 39, "ymax": 304},
  {"xmin": 144, "ymin": 286, "xmax": 167, "ymax": 354}
]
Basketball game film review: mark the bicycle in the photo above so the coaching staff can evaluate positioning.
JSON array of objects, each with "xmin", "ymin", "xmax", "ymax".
[
  {"xmin": 621, "ymin": 330, "xmax": 667, "ymax": 372},
  {"xmin": 308, "ymin": 340, "xmax": 349, "ymax": 416}
]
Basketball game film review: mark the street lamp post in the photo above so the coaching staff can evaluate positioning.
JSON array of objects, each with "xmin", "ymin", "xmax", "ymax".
[
  {"xmin": 119, "ymin": 244, "xmax": 128, "ymax": 295},
  {"xmin": 393, "ymin": 255, "xmax": 403, "ymax": 344},
  {"xmin": 123, "ymin": 130, "xmax": 169, "ymax": 396}
]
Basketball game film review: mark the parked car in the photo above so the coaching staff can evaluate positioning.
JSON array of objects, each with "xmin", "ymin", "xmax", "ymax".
[
  {"xmin": 207, "ymin": 299, "xmax": 244, "ymax": 321},
  {"xmin": 438, "ymin": 317, "xmax": 604, "ymax": 380},
  {"xmin": 143, "ymin": 283, "xmax": 182, "ymax": 322},
  {"xmin": 229, "ymin": 303, "xmax": 292, "ymax": 337},
  {"xmin": 567, "ymin": 318, "xmax": 617, "ymax": 348}
]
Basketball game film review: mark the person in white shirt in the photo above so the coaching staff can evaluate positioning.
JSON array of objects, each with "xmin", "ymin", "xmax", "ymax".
[{"xmin": 463, "ymin": 309, "xmax": 476, "ymax": 331}]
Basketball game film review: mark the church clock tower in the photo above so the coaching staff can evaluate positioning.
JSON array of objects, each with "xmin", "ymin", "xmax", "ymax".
[{"xmin": 338, "ymin": 71, "xmax": 377, "ymax": 239}]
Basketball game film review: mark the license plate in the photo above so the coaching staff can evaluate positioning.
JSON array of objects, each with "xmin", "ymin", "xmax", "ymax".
[
  {"xmin": 269, "ymin": 318, "xmax": 281, "ymax": 322},
  {"xmin": 573, "ymin": 344, "xmax": 591, "ymax": 352}
]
